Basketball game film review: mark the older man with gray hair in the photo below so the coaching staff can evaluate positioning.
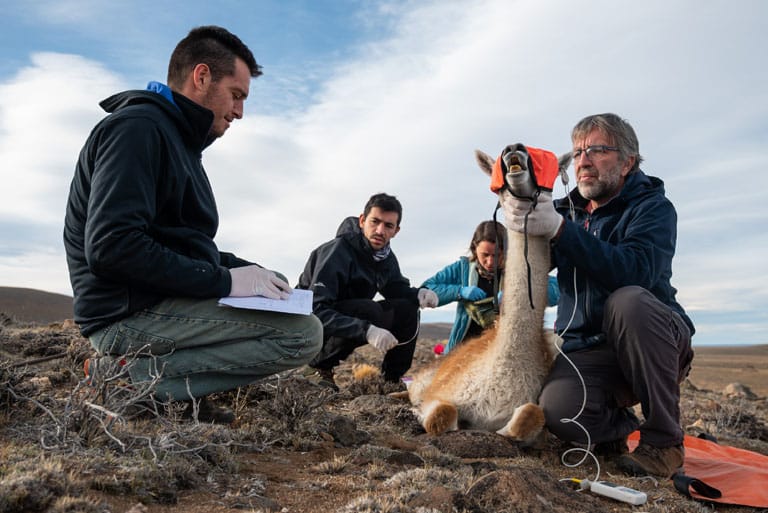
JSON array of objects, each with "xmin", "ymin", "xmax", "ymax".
[{"xmin": 503, "ymin": 113, "xmax": 695, "ymax": 478}]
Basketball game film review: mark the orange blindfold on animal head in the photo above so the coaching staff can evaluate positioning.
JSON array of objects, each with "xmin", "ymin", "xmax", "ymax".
[{"xmin": 490, "ymin": 144, "xmax": 560, "ymax": 195}]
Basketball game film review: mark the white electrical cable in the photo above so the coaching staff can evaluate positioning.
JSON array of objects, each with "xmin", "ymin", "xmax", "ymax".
[{"xmin": 554, "ymin": 167, "xmax": 602, "ymax": 482}]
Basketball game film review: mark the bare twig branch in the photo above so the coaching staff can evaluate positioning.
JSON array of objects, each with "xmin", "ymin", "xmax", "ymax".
[{"xmin": 7, "ymin": 352, "xmax": 69, "ymax": 368}]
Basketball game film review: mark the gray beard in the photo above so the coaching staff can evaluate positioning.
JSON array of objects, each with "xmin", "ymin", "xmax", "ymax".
[{"xmin": 577, "ymin": 165, "xmax": 624, "ymax": 204}]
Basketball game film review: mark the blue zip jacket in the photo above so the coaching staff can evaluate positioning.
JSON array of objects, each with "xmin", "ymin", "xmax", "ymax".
[
  {"xmin": 552, "ymin": 170, "xmax": 695, "ymax": 352},
  {"xmin": 422, "ymin": 257, "xmax": 559, "ymax": 353}
]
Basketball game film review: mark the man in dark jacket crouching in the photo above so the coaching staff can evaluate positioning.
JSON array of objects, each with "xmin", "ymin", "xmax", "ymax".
[
  {"xmin": 297, "ymin": 193, "xmax": 438, "ymax": 389},
  {"xmin": 64, "ymin": 26, "xmax": 322, "ymax": 423}
]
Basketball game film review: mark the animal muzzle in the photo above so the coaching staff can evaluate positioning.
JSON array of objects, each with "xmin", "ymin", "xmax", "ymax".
[{"xmin": 490, "ymin": 143, "xmax": 560, "ymax": 198}]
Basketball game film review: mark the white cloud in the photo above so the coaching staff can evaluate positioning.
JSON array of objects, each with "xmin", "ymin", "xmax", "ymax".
[
  {"xmin": 0, "ymin": 52, "xmax": 124, "ymax": 224},
  {"xmin": 1, "ymin": 0, "xmax": 766, "ymax": 346}
]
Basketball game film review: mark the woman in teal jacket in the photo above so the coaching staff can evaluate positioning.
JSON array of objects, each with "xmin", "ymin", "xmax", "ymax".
[{"xmin": 422, "ymin": 221, "xmax": 559, "ymax": 353}]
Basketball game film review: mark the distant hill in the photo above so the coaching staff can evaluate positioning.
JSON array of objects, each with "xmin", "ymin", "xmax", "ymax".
[
  {"xmin": 419, "ymin": 322, "xmax": 451, "ymax": 341},
  {"xmin": 0, "ymin": 286, "xmax": 453, "ymax": 336},
  {"xmin": 0, "ymin": 286, "xmax": 73, "ymax": 324}
]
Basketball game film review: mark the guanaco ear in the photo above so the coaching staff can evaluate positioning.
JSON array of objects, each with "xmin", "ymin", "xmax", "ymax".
[
  {"xmin": 475, "ymin": 149, "xmax": 495, "ymax": 177},
  {"xmin": 558, "ymin": 152, "xmax": 573, "ymax": 174}
]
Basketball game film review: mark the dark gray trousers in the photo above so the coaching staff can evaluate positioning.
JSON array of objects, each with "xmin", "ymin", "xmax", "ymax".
[
  {"xmin": 539, "ymin": 286, "xmax": 693, "ymax": 448},
  {"xmin": 309, "ymin": 298, "xmax": 420, "ymax": 381}
]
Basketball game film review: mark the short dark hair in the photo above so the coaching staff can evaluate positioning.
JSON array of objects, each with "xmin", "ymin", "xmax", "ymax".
[
  {"xmin": 571, "ymin": 113, "xmax": 643, "ymax": 173},
  {"xmin": 167, "ymin": 25, "xmax": 262, "ymax": 89},
  {"xmin": 362, "ymin": 193, "xmax": 403, "ymax": 226},
  {"xmin": 469, "ymin": 221, "xmax": 506, "ymax": 262}
]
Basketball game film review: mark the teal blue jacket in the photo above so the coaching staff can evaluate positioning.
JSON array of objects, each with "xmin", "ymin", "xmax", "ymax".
[{"xmin": 421, "ymin": 257, "xmax": 559, "ymax": 353}]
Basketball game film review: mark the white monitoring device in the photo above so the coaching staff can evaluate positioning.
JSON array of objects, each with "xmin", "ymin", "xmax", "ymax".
[{"xmin": 578, "ymin": 479, "xmax": 648, "ymax": 505}]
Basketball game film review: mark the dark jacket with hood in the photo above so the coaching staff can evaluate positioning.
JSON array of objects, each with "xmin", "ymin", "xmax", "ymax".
[
  {"xmin": 552, "ymin": 169, "xmax": 695, "ymax": 352},
  {"xmin": 64, "ymin": 88, "xmax": 251, "ymax": 337},
  {"xmin": 297, "ymin": 217, "xmax": 419, "ymax": 341}
]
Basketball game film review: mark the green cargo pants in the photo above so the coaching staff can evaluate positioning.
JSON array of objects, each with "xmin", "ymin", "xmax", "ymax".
[{"xmin": 89, "ymin": 297, "xmax": 323, "ymax": 401}]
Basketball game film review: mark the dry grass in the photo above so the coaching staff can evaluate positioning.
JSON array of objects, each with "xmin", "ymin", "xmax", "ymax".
[{"xmin": 0, "ymin": 317, "xmax": 766, "ymax": 513}]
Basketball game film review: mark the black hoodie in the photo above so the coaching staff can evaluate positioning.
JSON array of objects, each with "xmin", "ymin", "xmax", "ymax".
[{"xmin": 64, "ymin": 90, "xmax": 250, "ymax": 336}]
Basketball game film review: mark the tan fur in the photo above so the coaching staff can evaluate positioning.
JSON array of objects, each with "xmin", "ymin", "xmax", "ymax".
[
  {"xmin": 352, "ymin": 363, "xmax": 381, "ymax": 381},
  {"xmin": 406, "ymin": 148, "xmax": 569, "ymax": 442},
  {"xmin": 497, "ymin": 402, "xmax": 546, "ymax": 439},
  {"xmin": 422, "ymin": 400, "xmax": 459, "ymax": 434}
]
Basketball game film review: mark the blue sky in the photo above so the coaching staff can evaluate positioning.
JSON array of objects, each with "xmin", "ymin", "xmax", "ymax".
[{"xmin": 1, "ymin": 0, "xmax": 766, "ymax": 346}]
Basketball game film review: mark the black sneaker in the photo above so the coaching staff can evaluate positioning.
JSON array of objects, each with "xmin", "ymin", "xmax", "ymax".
[
  {"xmin": 182, "ymin": 396, "xmax": 235, "ymax": 425},
  {"xmin": 302, "ymin": 366, "xmax": 339, "ymax": 391},
  {"xmin": 618, "ymin": 442, "xmax": 684, "ymax": 478},
  {"xmin": 594, "ymin": 437, "xmax": 629, "ymax": 457}
]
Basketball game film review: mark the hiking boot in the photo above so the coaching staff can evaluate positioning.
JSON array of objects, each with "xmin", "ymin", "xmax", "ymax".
[
  {"xmin": 182, "ymin": 396, "xmax": 235, "ymax": 425},
  {"xmin": 594, "ymin": 437, "xmax": 629, "ymax": 457},
  {"xmin": 618, "ymin": 442, "xmax": 684, "ymax": 478},
  {"xmin": 302, "ymin": 366, "xmax": 339, "ymax": 391},
  {"xmin": 383, "ymin": 374, "xmax": 407, "ymax": 391}
]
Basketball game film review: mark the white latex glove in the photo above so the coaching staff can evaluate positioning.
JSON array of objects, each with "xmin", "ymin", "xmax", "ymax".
[
  {"xmin": 229, "ymin": 265, "xmax": 292, "ymax": 300},
  {"xmin": 503, "ymin": 190, "xmax": 564, "ymax": 240},
  {"xmin": 366, "ymin": 325, "xmax": 398, "ymax": 352},
  {"xmin": 418, "ymin": 288, "xmax": 438, "ymax": 308}
]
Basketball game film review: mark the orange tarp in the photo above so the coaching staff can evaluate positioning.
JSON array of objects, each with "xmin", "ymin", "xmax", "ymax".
[{"xmin": 628, "ymin": 431, "xmax": 768, "ymax": 507}]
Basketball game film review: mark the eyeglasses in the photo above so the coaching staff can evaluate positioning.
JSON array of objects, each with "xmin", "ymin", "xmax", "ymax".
[{"xmin": 572, "ymin": 145, "xmax": 619, "ymax": 160}]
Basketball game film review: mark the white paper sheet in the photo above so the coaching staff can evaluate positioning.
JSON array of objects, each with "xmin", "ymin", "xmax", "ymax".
[{"xmin": 218, "ymin": 288, "xmax": 313, "ymax": 315}]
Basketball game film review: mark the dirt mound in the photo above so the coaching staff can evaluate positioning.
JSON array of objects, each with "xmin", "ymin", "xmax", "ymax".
[{"xmin": 464, "ymin": 467, "xmax": 612, "ymax": 513}]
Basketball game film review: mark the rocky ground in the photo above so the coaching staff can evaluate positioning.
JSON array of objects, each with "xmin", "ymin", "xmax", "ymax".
[{"xmin": 1, "ymin": 313, "xmax": 766, "ymax": 513}]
